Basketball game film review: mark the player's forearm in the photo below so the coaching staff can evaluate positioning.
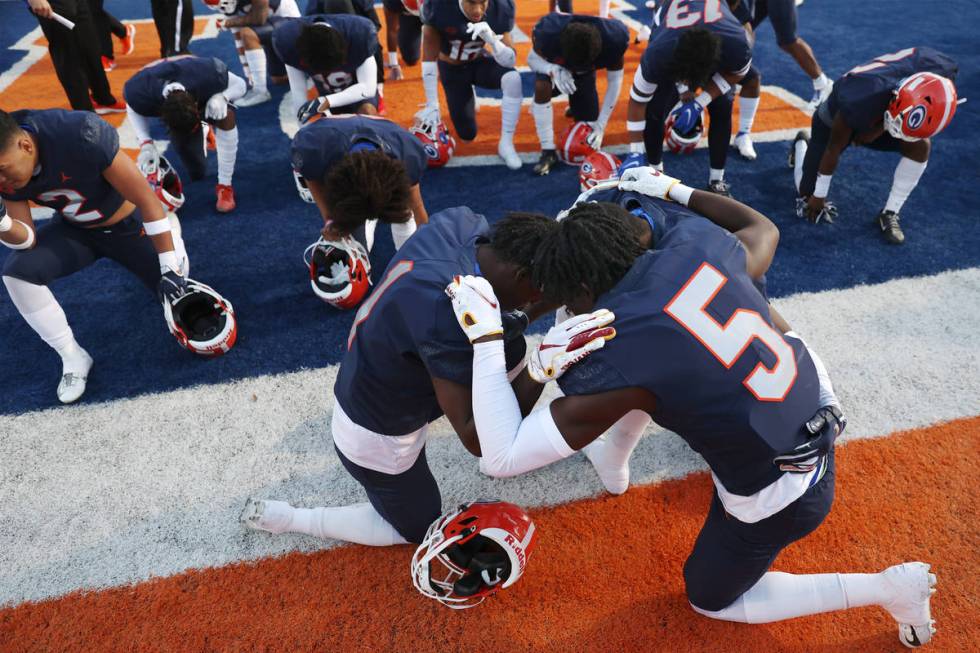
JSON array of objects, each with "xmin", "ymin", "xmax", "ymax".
[
  {"xmin": 687, "ymin": 190, "xmax": 779, "ymax": 278},
  {"xmin": 323, "ymin": 59, "xmax": 378, "ymax": 108},
  {"xmin": 626, "ymin": 98, "xmax": 647, "ymax": 144},
  {"xmin": 384, "ymin": 9, "xmax": 399, "ymax": 52},
  {"xmin": 285, "ymin": 65, "xmax": 310, "ymax": 114},
  {"xmin": 409, "ymin": 185, "xmax": 428, "ymax": 225},
  {"xmin": 597, "ymin": 68, "xmax": 624, "ymax": 127}
]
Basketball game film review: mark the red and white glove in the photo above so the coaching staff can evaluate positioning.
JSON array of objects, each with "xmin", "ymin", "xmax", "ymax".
[
  {"xmin": 529, "ymin": 309, "xmax": 616, "ymax": 383},
  {"xmin": 445, "ymin": 275, "xmax": 504, "ymax": 343}
]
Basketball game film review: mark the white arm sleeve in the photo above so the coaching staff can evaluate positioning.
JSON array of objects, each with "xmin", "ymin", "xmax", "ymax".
[
  {"xmin": 324, "ymin": 57, "xmax": 379, "ymax": 108},
  {"xmin": 127, "ymin": 107, "xmax": 153, "ymax": 142},
  {"xmin": 597, "ymin": 68, "xmax": 624, "ymax": 127},
  {"xmin": 421, "ymin": 60, "xmax": 440, "ymax": 108},
  {"xmin": 472, "ymin": 341, "xmax": 575, "ymax": 478},
  {"xmin": 286, "ymin": 64, "xmax": 311, "ymax": 114},
  {"xmin": 630, "ymin": 67, "xmax": 657, "ymax": 102},
  {"xmin": 489, "ymin": 38, "xmax": 515, "ymax": 68},
  {"xmin": 527, "ymin": 49, "xmax": 556, "ymax": 76}
]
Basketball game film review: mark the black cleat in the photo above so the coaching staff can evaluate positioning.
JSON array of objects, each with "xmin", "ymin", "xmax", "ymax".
[
  {"xmin": 788, "ymin": 130, "xmax": 809, "ymax": 168},
  {"xmin": 706, "ymin": 179, "xmax": 732, "ymax": 197},
  {"xmin": 534, "ymin": 149, "xmax": 560, "ymax": 176},
  {"xmin": 876, "ymin": 210, "xmax": 905, "ymax": 244}
]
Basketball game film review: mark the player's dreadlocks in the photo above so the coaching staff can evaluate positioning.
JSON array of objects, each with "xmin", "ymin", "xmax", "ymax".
[
  {"xmin": 532, "ymin": 202, "xmax": 645, "ymax": 306},
  {"xmin": 160, "ymin": 90, "xmax": 201, "ymax": 136},
  {"xmin": 489, "ymin": 212, "xmax": 558, "ymax": 277},
  {"xmin": 0, "ymin": 110, "xmax": 20, "ymax": 151},
  {"xmin": 297, "ymin": 24, "xmax": 348, "ymax": 73},
  {"xmin": 324, "ymin": 151, "xmax": 412, "ymax": 231},
  {"xmin": 560, "ymin": 23, "xmax": 603, "ymax": 70},
  {"xmin": 669, "ymin": 28, "xmax": 721, "ymax": 88}
]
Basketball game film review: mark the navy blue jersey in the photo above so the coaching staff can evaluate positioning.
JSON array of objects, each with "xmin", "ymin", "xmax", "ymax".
[
  {"xmin": 291, "ymin": 115, "xmax": 427, "ymax": 185},
  {"xmin": 1, "ymin": 110, "xmax": 123, "ymax": 227},
  {"xmin": 273, "ymin": 14, "xmax": 380, "ymax": 93},
  {"xmin": 422, "ymin": 0, "xmax": 515, "ymax": 63},
  {"xmin": 228, "ymin": 0, "xmax": 283, "ymax": 15},
  {"xmin": 305, "ymin": 0, "xmax": 380, "ymax": 27},
  {"xmin": 727, "ymin": 0, "xmax": 753, "ymax": 25},
  {"xmin": 558, "ymin": 216, "xmax": 819, "ymax": 496},
  {"xmin": 335, "ymin": 207, "xmax": 527, "ymax": 435},
  {"xmin": 532, "ymin": 14, "xmax": 629, "ymax": 73},
  {"xmin": 640, "ymin": 0, "xmax": 751, "ymax": 85},
  {"xmin": 382, "ymin": 0, "xmax": 411, "ymax": 16},
  {"xmin": 827, "ymin": 47, "xmax": 958, "ymax": 134},
  {"xmin": 124, "ymin": 56, "xmax": 229, "ymax": 117}
]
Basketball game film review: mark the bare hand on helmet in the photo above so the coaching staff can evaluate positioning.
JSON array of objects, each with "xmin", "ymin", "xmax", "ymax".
[{"xmin": 528, "ymin": 310, "xmax": 616, "ymax": 383}]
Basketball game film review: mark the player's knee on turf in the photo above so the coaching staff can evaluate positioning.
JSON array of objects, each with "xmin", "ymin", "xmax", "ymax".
[{"xmin": 683, "ymin": 567, "xmax": 743, "ymax": 614}]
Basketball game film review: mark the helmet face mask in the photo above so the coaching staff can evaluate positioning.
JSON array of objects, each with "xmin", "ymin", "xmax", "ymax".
[
  {"xmin": 557, "ymin": 121, "xmax": 597, "ymax": 165},
  {"xmin": 303, "ymin": 235, "xmax": 372, "ymax": 310},
  {"xmin": 293, "ymin": 168, "xmax": 314, "ymax": 203},
  {"xmin": 162, "ymin": 279, "xmax": 237, "ymax": 356},
  {"xmin": 146, "ymin": 155, "xmax": 185, "ymax": 212}
]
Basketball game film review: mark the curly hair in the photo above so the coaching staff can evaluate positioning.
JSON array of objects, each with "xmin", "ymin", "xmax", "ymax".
[
  {"xmin": 0, "ymin": 110, "xmax": 20, "ymax": 152},
  {"xmin": 489, "ymin": 212, "xmax": 558, "ymax": 277},
  {"xmin": 668, "ymin": 28, "xmax": 721, "ymax": 88},
  {"xmin": 323, "ymin": 151, "xmax": 412, "ymax": 232},
  {"xmin": 297, "ymin": 23, "xmax": 348, "ymax": 73},
  {"xmin": 160, "ymin": 91, "xmax": 200, "ymax": 136},
  {"xmin": 532, "ymin": 202, "xmax": 645, "ymax": 306},
  {"xmin": 560, "ymin": 22, "xmax": 603, "ymax": 70}
]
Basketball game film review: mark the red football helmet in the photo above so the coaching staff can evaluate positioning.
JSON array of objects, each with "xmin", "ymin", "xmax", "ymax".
[
  {"xmin": 203, "ymin": 0, "xmax": 239, "ymax": 15},
  {"xmin": 884, "ymin": 72, "xmax": 959, "ymax": 141},
  {"xmin": 303, "ymin": 235, "xmax": 372, "ymax": 310},
  {"xmin": 401, "ymin": 0, "xmax": 422, "ymax": 16},
  {"xmin": 557, "ymin": 121, "xmax": 597, "ymax": 165},
  {"xmin": 145, "ymin": 155, "xmax": 185, "ymax": 212},
  {"xmin": 162, "ymin": 279, "xmax": 237, "ymax": 357},
  {"xmin": 664, "ymin": 105, "xmax": 703, "ymax": 154},
  {"xmin": 579, "ymin": 150, "xmax": 621, "ymax": 191},
  {"xmin": 412, "ymin": 500, "xmax": 537, "ymax": 609},
  {"xmin": 410, "ymin": 122, "xmax": 455, "ymax": 168}
]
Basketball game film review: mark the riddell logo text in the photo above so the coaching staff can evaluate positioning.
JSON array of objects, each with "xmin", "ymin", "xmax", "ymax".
[{"xmin": 504, "ymin": 534, "xmax": 526, "ymax": 571}]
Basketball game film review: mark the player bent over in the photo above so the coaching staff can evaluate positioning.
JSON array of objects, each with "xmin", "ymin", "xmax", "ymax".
[{"xmin": 0, "ymin": 109, "xmax": 188, "ymax": 403}]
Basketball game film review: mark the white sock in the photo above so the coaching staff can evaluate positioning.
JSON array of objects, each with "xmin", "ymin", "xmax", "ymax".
[
  {"xmin": 583, "ymin": 409, "xmax": 651, "ymax": 494},
  {"xmin": 390, "ymin": 219, "xmax": 417, "ymax": 250},
  {"xmin": 3, "ymin": 276, "xmax": 87, "ymax": 367},
  {"xmin": 598, "ymin": 0, "xmax": 610, "ymax": 17},
  {"xmin": 694, "ymin": 571, "xmax": 891, "ymax": 624},
  {"xmin": 738, "ymin": 96, "xmax": 760, "ymax": 134},
  {"xmin": 232, "ymin": 32, "xmax": 253, "ymax": 86},
  {"xmin": 243, "ymin": 48, "xmax": 267, "ymax": 92},
  {"xmin": 709, "ymin": 167, "xmax": 725, "ymax": 182},
  {"xmin": 884, "ymin": 157, "xmax": 927, "ymax": 213},
  {"xmin": 500, "ymin": 71, "xmax": 522, "ymax": 141},
  {"xmin": 289, "ymin": 503, "xmax": 408, "ymax": 546},
  {"xmin": 794, "ymin": 139, "xmax": 808, "ymax": 192},
  {"xmin": 532, "ymin": 101, "xmax": 555, "ymax": 150},
  {"xmin": 812, "ymin": 72, "xmax": 831, "ymax": 90},
  {"xmin": 216, "ymin": 127, "xmax": 239, "ymax": 186}
]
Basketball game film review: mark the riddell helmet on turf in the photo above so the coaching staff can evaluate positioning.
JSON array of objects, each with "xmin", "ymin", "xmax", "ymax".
[
  {"xmin": 145, "ymin": 155, "xmax": 185, "ymax": 212},
  {"xmin": 401, "ymin": 0, "xmax": 422, "ymax": 15},
  {"xmin": 578, "ymin": 150, "xmax": 621, "ymax": 191},
  {"xmin": 162, "ymin": 279, "xmax": 237, "ymax": 357},
  {"xmin": 557, "ymin": 121, "xmax": 596, "ymax": 164},
  {"xmin": 884, "ymin": 72, "xmax": 960, "ymax": 141},
  {"xmin": 410, "ymin": 122, "xmax": 455, "ymax": 168},
  {"xmin": 412, "ymin": 500, "xmax": 537, "ymax": 609},
  {"xmin": 664, "ymin": 107, "xmax": 703, "ymax": 154},
  {"xmin": 203, "ymin": 0, "xmax": 239, "ymax": 15},
  {"xmin": 303, "ymin": 235, "xmax": 371, "ymax": 310}
]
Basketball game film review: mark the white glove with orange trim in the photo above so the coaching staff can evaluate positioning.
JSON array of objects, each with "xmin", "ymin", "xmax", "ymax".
[
  {"xmin": 528, "ymin": 309, "xmax": 616, "ymax": 383},
  {"xmin": 445, "ymin": 275, "xmax": 504, "ymax": 343},
  {"xmin": 618, "ymin": 166, "xmax": 682, "ymax": 200}
]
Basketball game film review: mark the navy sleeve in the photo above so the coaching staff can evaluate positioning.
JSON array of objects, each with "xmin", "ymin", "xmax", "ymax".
[
  {"xmin": 531, "ymin": 14, "xmax": 564, "ymax": 61},
  {"xmin": 290, "ymin": 122, "xmax": 339, "ymax": 181},
  {"xmin": 596, "ymin": 17, "xmax": 629, "ymax": 69},
  {"xmin": 417, "ymin": 298, "xmax": 474, "ymax": 385},
  {"xmin": 728, "ymin": 0, "xmax": 752, "ymax": 24},
  {"xmin": 638, "ymin": 43, "xmax": 670, "ymax": 85},
  {"xmin": 123, "ymin": 66, "xmax": 165, "ymax": 116},
  {"xmin": 77, "ymin": 112, "xmax": 119, "ymax": 172},
  {"xmin": 718, "ymin": 29, "xmax": 751, "ymax": 75},
  {"xmin": 346, "ymin": 16, "xmax": 380, "ymax": 62},
  {"xmin": 493, "ymin": 0, "xmax": 515, "ymax": 33}
]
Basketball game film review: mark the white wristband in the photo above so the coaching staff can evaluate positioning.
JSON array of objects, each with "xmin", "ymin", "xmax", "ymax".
[
  {"xmin": 694, "ymin": 90, "xmax": 712, "ymax": 108},
  {"xmin": 142, "ymin": 218, "xmax": 172, "ymax": 236},
  {"xmin": 387, "ymin": 52, "xmax": 398, "ymax": 67},
  {"xmin": 1, "ymin": 220, "xmax": 35, "ymax": 250},
  {"xmin": 813, "ymin": 173, "xmax": 832, "ymax": 198},
  {"xmin": 0, "ymin": 214, "xmax": 11, "ymax": 233},
  {"xmin": 710, "ymin": 72, "xmax": 732, "ymax": 96},
  {"xmin": 626, "ymin": 119, "xmax": 646, "ymax": 132},
  {"xmin": 668, "ymin": 183, "xmax": 695, "ymax": 206}
]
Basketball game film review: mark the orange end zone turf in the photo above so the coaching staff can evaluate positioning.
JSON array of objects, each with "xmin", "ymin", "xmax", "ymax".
[{"xmin": 2, "ymin": 417, "xmax": 977, "ymax": 652}]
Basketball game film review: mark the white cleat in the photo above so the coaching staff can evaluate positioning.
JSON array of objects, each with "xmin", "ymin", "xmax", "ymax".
[
  {"xmin": 236, "ymin": 87, "xmax": 272, "ymax": 107},
  {"xmin": 497, "ymin": 138, "xmax": 522, "ymax": 170},
  {"xmin": 583, "ymin": 437, "xmax": 630, "ymax": 495},
  {"xmin": 808, "ymin": 80, "xmax": 834, "ymax": 111},
  {"xmin": 240, "ymin": 498, "xmax": 295, "ymax": 534},
  {"xmin": 57, "ymin": 349, "xmax": 93, "ymax": 404},
  {"xmin": 733, "ymin": 132, "xmax": 757, "ymax": 160},
  {"xmin": 881, "ymin": 562, "xmax": 938, "ymax": 648}
]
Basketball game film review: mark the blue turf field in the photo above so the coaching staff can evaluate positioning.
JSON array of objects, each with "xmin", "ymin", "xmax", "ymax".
[{"xmin": 0, "ymin": 0, "xmax": 978, "ymax": 413}]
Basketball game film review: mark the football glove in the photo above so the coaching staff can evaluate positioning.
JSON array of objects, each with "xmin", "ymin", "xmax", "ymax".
[
  {"xmin": 773, "ymin": 405, "xmax": 847, "ymax": 473},
  {"xmin": 618, "ymin": 167, "xmax": 681, "ymax": 200},
  {"xmin": 617, "ymin": 152, "xmax": 647, "ymax": 177},
  {"xmin": 671, "ymin": 99, "xmax": 704, "ymax": 134},
  {"xmin": 386, "ymin": 63, "xmax": 404, "ymax": 81},
  {"xmin": 585, "ymin": 121, "xmax": 605, "ymax": 149},
  {"xmin": 550, "ymin": 66, "xmax": 576, "ymax": 96},
  {"xmin": 796, "ymin": 196, "xmax": 839, "ymax": 224},
  {"xmin": 205, "ymin": 93, "xmax": 229, "ymax": 121},
  {"xmin": 466, "ymin": 21, "xmax": 496, "ymax": 43},
  {"xmin": 414, "ymin": 104, "xmax": 442, "ymax": 134},
  {"xmin": 137, "ymin": 140, "xmax": 160, "ymax": 177},
  {"xmin": 296, "ymin": 98, "xmax": 323, "ymax": 124},
  {"xmin": 445, "ymin": 275, "xmax": 504, "ymax": 343},
  {"xmin": 158, "ymin": 269, "xmax": 188, "ymax": 304},
  {"xmin": 528, "ymin": 309, "xmax": 616, "ymax": 383}
]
